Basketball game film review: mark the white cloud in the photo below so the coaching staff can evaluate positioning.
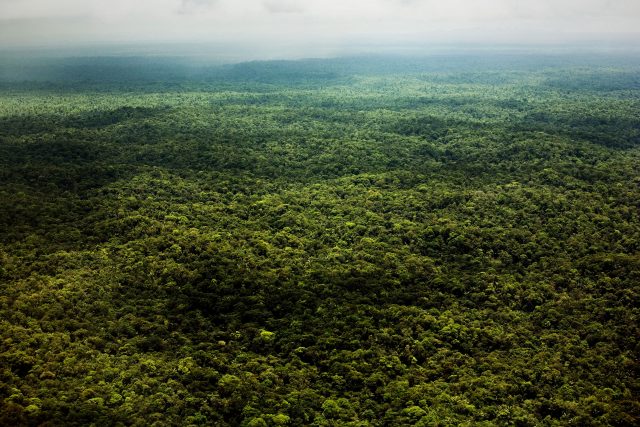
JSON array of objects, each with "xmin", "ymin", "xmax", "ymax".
[
  {"xmin": 263, "ymin": 1, "xmax": 305, "ymax": 14},
  {"xmin": 179, "ymin": 0, "xmax": 218, "ymax": 14},
  {"xmin": 0, "ymin": 0, "xmax": 638, "ymax": 51}
]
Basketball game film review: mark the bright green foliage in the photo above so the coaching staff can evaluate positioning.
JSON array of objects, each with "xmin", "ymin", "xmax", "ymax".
[{"xmin": 0, "ymin": 54, "xmax": 639, "ymax": 425}]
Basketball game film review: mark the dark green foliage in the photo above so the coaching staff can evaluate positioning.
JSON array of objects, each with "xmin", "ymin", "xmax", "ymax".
[{"xmin": 0, "ymin": 54, "xmax": 639, "ymax": 426}]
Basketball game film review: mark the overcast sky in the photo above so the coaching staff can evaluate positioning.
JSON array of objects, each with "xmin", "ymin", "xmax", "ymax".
[{"xmin": 1, "ymin": 0, "xmax": 639, "ymax": 55}]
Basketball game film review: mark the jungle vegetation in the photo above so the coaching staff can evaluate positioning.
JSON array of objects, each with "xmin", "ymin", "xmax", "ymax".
[{"xmin": 0, "ymin": 53, "xmax": 639, "ymax": 426}]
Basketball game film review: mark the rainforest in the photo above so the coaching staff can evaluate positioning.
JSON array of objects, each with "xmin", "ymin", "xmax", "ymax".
[{"xmin": 0, "ymin": 53, "xmax": 639, "ymax": 426}]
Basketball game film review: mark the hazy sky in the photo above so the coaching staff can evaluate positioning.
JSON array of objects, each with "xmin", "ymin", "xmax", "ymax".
[{"xmin": 1, "ymin": 0, "xmax": 639, "ymax": 54}]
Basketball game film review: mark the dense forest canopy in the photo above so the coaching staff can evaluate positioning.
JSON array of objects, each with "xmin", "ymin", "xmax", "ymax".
[{"xmin": 0, "ymin": 53, "xmax": 639, "ymax": 426}]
